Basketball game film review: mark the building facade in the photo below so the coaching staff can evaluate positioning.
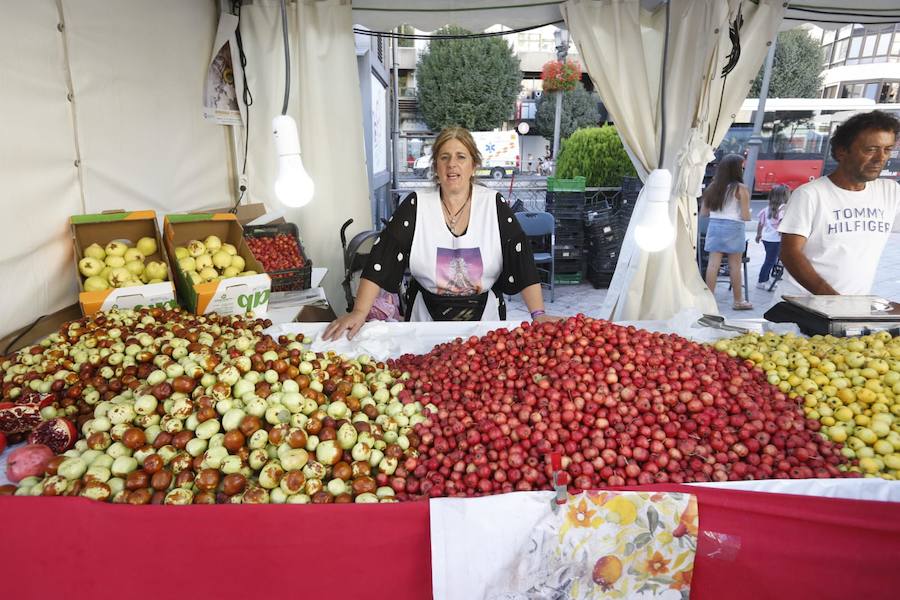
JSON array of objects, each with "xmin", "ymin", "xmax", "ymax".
[{"xmin": 813, "ymin": 23, "xmax": 900, "ymax": 103}]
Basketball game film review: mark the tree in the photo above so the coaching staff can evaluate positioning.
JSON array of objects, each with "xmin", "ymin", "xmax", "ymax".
[
  {"xmin": 534, "ymin": 83, "xmax": 601, "ymax": 148},
  {"xmin": 556, "ymin": 126, "xmax": 636, "ymax": 187},
  {"xmin": 416, "ymin": 26, "xmax": 521, "ymax": 131},
  {"xmin": 749, "ymin": 29, "xmax": 824, "ymax": 98}
]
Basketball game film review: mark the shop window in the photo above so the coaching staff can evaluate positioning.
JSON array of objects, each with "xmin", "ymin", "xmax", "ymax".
[
  {"xmin": 881, "ymin": 82, "xmax": 900, "ymax": 104},
  {"xmin": 892, "ymin": 36, "xmax": 900, "ymax": 57},
  {"xmin": 877, "ymin": 34, "xmax": 892, "ymax": 56},
  {"xmin": 841, "ymin": 83, "xmax": 864, "ymax": 98},
  {"xmin": 864, "ymin": 83, "xmax": 879, "ymax": 100},
  {"xmin": 862, "ymin": 35, "xmax": 877, "ymax": 57},
  {"xmin": 833, "ymin": 39, "xmax": 849, "ymax": 64},
  {"xmin": 822, "ymin": 85, "xmax": 837, "ymax": 99},
  {"xmin": 849, "ymin": 37, "xmax": 862, "ymax": 59}
]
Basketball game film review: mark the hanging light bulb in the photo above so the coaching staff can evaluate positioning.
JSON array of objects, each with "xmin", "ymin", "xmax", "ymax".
[
  {"xmin": 272, "ymin": 114, "xmax": 314, "ymax": 207},
  {"xmin": 633, "ymin": 169, "xmax": 675, "ymax": 253}
]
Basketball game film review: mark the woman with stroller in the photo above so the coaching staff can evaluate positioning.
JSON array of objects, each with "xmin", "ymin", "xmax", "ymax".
[{"xmin": 701, "ymin": 154, "xmax": 753, "ymax": 310}]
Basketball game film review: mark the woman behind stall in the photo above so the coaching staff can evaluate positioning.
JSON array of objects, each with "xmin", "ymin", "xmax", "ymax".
[
  {"xmin": 324, "ymin": 126, "xmax": 555, "ymax": 340},
  {"xmin": 701, "ymin": 153, "xmax": 753, "ymax": 310},
  {"xmin": 754, "ymin": 184, "xmax": 790, "ymax": 290}
]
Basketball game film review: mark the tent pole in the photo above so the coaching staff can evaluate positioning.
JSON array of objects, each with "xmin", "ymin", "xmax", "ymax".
[
  {"xmin": 391, "ymin": 30, "xmax": 401, "ymax": 204},
  {"xmin": 743, "ymin": 37, "xmax": 777, "ymax": 196}
]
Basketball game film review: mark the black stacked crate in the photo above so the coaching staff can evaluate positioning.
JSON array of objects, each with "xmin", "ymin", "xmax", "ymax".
[
  {"xmin": 583, "ymin": 177, "xmax": 643, "ymax": 289},
  {"xmin": 545, "ymin": 189, "xmax": 585, "ymax": 283}
]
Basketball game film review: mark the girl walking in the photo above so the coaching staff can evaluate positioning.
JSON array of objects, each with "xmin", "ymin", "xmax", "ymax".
[
  {"xmin": 701, "ymin": 154, "xmax": 753, "ymax": 310},
  {"xmin": 755, "ymin": 184, "xmax": 790, "ymax": 290}
]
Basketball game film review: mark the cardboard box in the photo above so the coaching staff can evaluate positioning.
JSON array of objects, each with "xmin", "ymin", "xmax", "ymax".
[
  {"xmin": 198, "ymin": 203, "xmax": 286, "ymax": 226},
  {"xmin": 163, "ymin": 213, "xmax": 271, "ymax": 316},
  {"xmin": 71, "ymin": 211, "xmax": 177, "ymax": 315}
]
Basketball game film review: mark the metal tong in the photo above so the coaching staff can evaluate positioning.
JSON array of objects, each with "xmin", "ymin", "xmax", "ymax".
[{"xmin": 697, "ymin": 314, "xmax": 750, "ymax": 334}]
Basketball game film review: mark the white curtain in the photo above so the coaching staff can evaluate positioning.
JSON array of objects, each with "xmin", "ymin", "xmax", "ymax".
[
  {"xmin": 0, "ymin": 0, "xmax": 230, "ymax": 340},
  {"xmin": 240, "ymin": 0, "xmax": 372, "ymax": 311},
  {"xmin": 563, "ymin": 0, "xmax": 785, "ymax": 321}
]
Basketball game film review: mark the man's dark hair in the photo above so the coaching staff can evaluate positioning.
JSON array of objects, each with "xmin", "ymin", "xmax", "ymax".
[{"xmin": 830, "ymin": 110, "xmax": 900, "ymax": 160}]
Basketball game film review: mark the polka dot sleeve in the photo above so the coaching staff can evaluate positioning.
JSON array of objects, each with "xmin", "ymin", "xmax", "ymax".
[
  {"xmin": 361, "ymin": 193, "xmax": 416, "ymax": 293},
  {"xmin": 493, "ymin": 193, "xmax": 541, "ymax": 295}
]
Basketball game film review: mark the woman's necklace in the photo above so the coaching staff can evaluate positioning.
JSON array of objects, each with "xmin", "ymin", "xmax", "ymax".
[{"xmin": 441, "ymin": 194, "xmax": 470, "ymax": 229}]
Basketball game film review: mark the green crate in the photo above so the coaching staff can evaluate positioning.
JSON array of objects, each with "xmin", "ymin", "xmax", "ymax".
[
  {"xmin": 554, "ymin": 272, "xmax": 583, "ymax": 285},
  {"xmin": 547, "ymin": 175, "xmax": 587, "ymax": 193}
]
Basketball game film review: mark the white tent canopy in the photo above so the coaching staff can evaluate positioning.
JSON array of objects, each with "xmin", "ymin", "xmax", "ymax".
[
  {"xmin": 1, "ymin": 0, "xmax": 897, "ymax": 339},
  {"xmin": 350, "ymin": 0, "xmax": 900, "ymax": 31}
]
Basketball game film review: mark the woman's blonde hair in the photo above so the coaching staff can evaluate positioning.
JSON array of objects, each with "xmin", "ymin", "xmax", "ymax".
[
  {"xmin": 430, "ymin": 126, "xmax": 482, "ymax": 184},
  {"xmin": 767, "ymin": 184, "xmax": 790, "ymax": 219}
]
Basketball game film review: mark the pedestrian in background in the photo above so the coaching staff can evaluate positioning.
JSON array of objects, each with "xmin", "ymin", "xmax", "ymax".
[
  {"xmin": 701, "ymin": 154, "xmax": 753, "ymax": 310},
  {"xmin": 755, "ymin": 184, "xmax": 790, "ymax": 290}
]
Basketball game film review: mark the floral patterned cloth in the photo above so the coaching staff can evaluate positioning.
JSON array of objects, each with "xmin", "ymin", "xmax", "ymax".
[{"xmin": 485, "ymin": 491, "xmax": 699, "ymax": 600}]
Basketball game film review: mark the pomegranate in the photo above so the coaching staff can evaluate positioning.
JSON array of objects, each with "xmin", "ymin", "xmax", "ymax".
[
  {"xmin": 0, "ymin": 392, "xmax": 57, "ymax": 434},
  {"xmin": 27, "ymin": 418, "xmax": 77, "ymax": 453},
  {"xmin": 6, "ymin": 444, "xmax": 55, "ymax": 483}
]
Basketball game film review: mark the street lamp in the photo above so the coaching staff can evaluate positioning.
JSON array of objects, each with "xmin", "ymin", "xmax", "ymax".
[{"xmin": 551, "ymin": 28, "xmax": 569, "ymax": 166}]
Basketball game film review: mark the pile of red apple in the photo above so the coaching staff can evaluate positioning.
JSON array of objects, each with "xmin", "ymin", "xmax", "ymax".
[
  {"xmin": 389, "ymin": 316, "xmax": 853, "ymax": 500},
  {"xmin": 246, "ymin": 234, "xmax": 305, "ymax": 274}
]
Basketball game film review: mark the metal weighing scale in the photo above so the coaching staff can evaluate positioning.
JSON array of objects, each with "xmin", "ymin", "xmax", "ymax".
[{"xmin": 781, "ymin": 295, "xmax": 900, "ymax": 337}]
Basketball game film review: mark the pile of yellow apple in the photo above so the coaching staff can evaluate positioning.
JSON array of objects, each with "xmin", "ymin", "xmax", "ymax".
[
  {"xmin": 714, "ymin": 331, "xmax": 900, "ymax": 479},
  {"xmin": 78, "ymin": 237, "xmax": 169, "ymax": 291},
  {"xmin": 174, "ymin": 235, "xmax": 256, "ymax": 286}
]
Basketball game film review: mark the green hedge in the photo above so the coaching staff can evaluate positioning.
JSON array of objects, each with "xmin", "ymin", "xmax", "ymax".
[{"xmin": 556, "ymin": 125, "xmax": 637, "ymax": 187}]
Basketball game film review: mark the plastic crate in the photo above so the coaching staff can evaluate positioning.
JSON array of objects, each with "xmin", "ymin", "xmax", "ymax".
[
  {"xmin": 554, "ymin": 272, "xmax": 583, "ymax": 284},
  {"xmin": 243, "ymin": 223, "xmax": 312, "ymax": 292},
  {"xmin": 555, "ymin": 247, "xmax": 584, "ymax": 260},
  {"xmin": 555, "ymin": 233, "xmax": 585, "ymax": 249},
  {"xmin": 587, "ymin": 267, "xmax": 614, "ymax": 289},
  {"xmin": 555, "ymin": 218, "xmax": 585, "ymax": 234},
  {"xmin": 547, "ymin": 175, "xmax": 587, "ymax": 192},
  {"xmin": 547, "ymin": 206, "xmax": 584, "ymax": 221},
  {"xmin": 546, "ymin": 191, "xmax": 585, "ymax": 209},
  {"xmin": 554, "ymin": 256, "xmax": 585, "ymax": 273}
]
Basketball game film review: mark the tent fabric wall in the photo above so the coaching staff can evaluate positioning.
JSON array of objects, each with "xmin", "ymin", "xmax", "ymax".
[
  {"xmin": 0, "ymin": 0, "xmax": 372, "ymax": 339},
  {"xmin": 564, "ymin": 0, "xmax": 784, "ymax": 321},
  {"xmin": 0, "ymin": 1, "xmax": 83, "ymax": 342},
  {"xmin": 240, "ymin": 0, "xmax": 373, "ymax": 312},
  {"xmin": 0, "ymin": 0, "xmax": 232, "ymax": 340}
]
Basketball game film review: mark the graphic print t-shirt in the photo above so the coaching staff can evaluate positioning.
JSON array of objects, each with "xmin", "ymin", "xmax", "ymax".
[
  {"xmin": 778, "ymin": 177, "xmax": 899, "ymax": 295},
  {"xmin": 436, "ymin": 247, "xmax": 484, "ymax": 295}
]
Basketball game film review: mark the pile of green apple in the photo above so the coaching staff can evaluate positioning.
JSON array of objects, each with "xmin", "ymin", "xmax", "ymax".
[
  {"xmin": 79, "ymin": 237, "xmax": 169, "ymax": 292},
  {"xmin": 174, "ymin": 236, "xmax": 257, "ymax": 285}
]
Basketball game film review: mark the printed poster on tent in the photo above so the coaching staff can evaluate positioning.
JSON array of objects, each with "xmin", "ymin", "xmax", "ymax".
[{"xmin": 203, "ymin": 12, "xmax": 245, "ymax": 126}]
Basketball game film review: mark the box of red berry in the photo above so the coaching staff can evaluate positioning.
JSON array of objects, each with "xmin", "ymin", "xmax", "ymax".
[{"xmin": 243, "ymin": 223, "xmax": 312, "ymax": 292}]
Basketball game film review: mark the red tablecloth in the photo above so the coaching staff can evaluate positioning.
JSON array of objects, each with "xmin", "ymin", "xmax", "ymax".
[{"xmin": 2, "ymin": 485, "xmax": 898, "ymax": 599}]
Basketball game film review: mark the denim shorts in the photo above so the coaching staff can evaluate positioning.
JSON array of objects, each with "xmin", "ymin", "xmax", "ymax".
[{"xmin": 704, "ymin": 218, "xmax": 745, "ymax": 254}]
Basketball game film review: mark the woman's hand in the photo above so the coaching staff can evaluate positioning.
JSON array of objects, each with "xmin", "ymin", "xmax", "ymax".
[
  {"xmin": 322, "ymin": 311, "xmax": 368, "ymax": 341},
  {"xmin": 534, "ymin": 314, "xmax": 566, "ymax": 324}
]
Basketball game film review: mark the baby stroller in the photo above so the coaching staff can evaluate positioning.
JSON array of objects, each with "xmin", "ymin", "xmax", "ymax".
[
  {"xmin": 340, "ymin": 218, "xmax": 381, "ymax": 313},
  {"xmin": 764, "ymin": 257, "xmax": 785, "ymax": 292}
]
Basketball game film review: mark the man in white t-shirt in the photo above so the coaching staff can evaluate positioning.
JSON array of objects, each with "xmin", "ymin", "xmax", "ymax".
[{"xmin": 778, "ymin": 110, "xmax": 900, "ymax": 296}]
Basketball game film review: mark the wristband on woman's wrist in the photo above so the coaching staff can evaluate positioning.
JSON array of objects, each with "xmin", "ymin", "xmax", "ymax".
[{"xmin": 530, "ymin": 309, "xmax": 546, "ymax": 320}]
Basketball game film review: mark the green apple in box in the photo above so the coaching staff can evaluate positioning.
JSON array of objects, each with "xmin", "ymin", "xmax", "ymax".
[
  {"xmin": 163, "ymin": 213, "xmax": 271, "ymax": 316},
  {"xmin": 70, "ymin": 210, "xmax": 177, "ymax": 316}
]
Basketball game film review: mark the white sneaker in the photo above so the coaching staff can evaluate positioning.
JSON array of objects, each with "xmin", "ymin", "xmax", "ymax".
[{"xmin": 756, "ymin": 282, "xmax": 770, "ymax": 290}]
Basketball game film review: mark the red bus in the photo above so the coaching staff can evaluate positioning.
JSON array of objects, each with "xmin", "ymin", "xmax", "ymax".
[{"xmin": 714, "ymin": 98, "xmax": 900, "ymax": 194}]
